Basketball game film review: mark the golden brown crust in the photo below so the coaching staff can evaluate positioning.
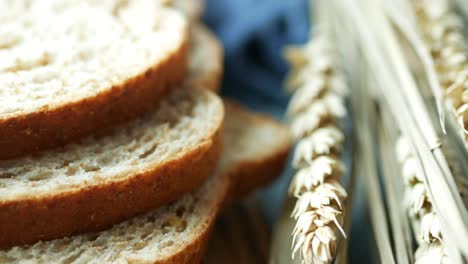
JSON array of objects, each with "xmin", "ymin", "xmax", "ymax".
[
  {"xmin": 155, "ymin": 103, "xmax": 289, "ymax": 264},
  {"xmin": 187, "ymin": 24, "xmax": 223, "ymax": 93},
  {"xmin": 154, "ymin": 186, "xmax": 225, "ymax": 264},
  {"xmin": 154, "ymin": 102, "xmax": 290, "ymax": 263},
  {"xmin": 0, "ymin": 100, "xmax": 290, "ymax": 263},
  {"xmin": 231, "ymin": 144, "xmax": 290, "ymax": 199},
  {"xmin": 161, "ymin": 132, "xmax": 289, "ymax": 264},
  {"xmin": 0, "ymin": 32, "xmax": 189, "ymax": 160},
  {"xmin": 0, "ymin": 119, "xmax": 223, "ymax": 249},
  {"xmin": 223, "ymin": 100, "xmax": 291, "ymax": 200},
  {"xmin": 154, "ymin": 223, "xmax": 212, "ymax": 264}
]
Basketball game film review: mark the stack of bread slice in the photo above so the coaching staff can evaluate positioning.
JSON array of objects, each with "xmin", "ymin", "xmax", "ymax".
[{"xmin": 0, "ymin": 0, "xmax": 291, "ymax": 263}]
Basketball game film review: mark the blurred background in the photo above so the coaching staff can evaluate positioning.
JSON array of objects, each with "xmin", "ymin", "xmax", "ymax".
[
  {"xmin": 202, "ymin": 0, "xmax": 374, "ymax": 263},
  {"xmin": 204, "ymin": 0, "xmax": 308, "ymax": 115}
]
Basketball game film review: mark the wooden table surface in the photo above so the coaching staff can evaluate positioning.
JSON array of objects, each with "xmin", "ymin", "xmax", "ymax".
[{"xmin": 203, "ymin": 197, "xmax": 270, "ymax": 264}]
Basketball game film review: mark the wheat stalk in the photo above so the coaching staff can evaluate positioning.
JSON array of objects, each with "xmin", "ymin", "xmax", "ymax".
[
  {"xmin": 285, "ymin": 34, "xmax": 348, "ymax": 264},
  {"xmin": 395, "ymin": 136, "xmax": 449, "ymax": 263},
  {"xmin": 287, "ymin": 0, "xmax": 468, "ymax": 262},
  {"xmin": 453, "ymin": 0, "xmax": 468, "ymax": 20},
  {"xmin": 378, "ymin": 110, "xmax": 415, "ymax": 264},
  {"xmin": 334, "ymin": 0, "xmax": 468, "ymax": 259},
  {"xmin": 411, "ymin": 0, "xmax": 468, "ymax": 149}
]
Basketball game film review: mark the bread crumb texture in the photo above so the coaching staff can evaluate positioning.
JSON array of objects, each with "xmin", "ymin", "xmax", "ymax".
[
  {"xmin": 0, "ymin": 99, "xmax": 291, "ymax": 264},
  {"xmin": 0, "ymin": 88, "xmax": 221, "ymax": 202},
  {"xmin": 0, "ymin": 181, "xmax": 217, "ymax": 264},
  {"xmin": 0, "ymin": 0, "xmax": 186, "ymax": 117}
]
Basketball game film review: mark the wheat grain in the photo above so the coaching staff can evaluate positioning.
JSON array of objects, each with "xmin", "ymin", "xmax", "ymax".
[
  {"xmin": 411, "ymin": 0, "xmax": 468, "ymax": 148},
  {"xmin": 335, "ymin": 0, "xmax": 468, "ymax": 257},
  {"xmin": 396, "ymin": 136, "xmax": 449, "ymax": 263},
  {"xmin": 414, "ymin": 240, "xmax": 449, "ymax": 264},
  {"xmin": 285, "ymin": 34, "xmax": 348, "ymax": 264},
  {"xmin": 322, "ymin": 0, "xmax": 468, "ymax": 260}
]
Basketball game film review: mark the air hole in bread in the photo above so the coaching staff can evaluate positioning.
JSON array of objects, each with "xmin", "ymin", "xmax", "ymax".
[
  {"xmin": 86, "ymin": 234, "xmax": 100, "ymax": 242},
  {"xmin": 30, "ymin": 73, "xmax": 59, "ymax": 86},
  {"xmin": 0, "ymin": 172, "xmax": 15, "ymax": 179},
  {"xmin": 140, "ymin": 232, "xmax": 152, "ymax": 240},
  {"xmin": 61, "ymin": 160, "xmax": 72, "ymax": 167},
  {"xmin": 132, "ymin": 241, "xmax": 147, "ymax": 251},
  {"xmin": 186, "ymin": 204, "xmax": 195, "ymax": 214},
  {"xmin": 116, "ymin": 229, "xmax": 126, "ymax": 237},
  {"xmin": 61, "ymin": 253, "xmax": 82, "ymax": 263},
  {"xmin": 6, "ymin": 52, "xmax": 53, "ymax": 73},
  {"xmin": 161, "ymin": 227, "xmax": 170, "ymax": 235},
  {"xmin": 0, "ymin": 255, "xmax": 16, "ymax": 263},
  {"xmin": 147, "ymin": 215, "xmax": 156, "ymax": 222},
  {"xmin": 176, "ymin": 206, "xmax": 185, "ymax": 217},
  {"xmin": 160, "ymin": 240, "xmax": 174, "ymax": 248},
  {"xmin": 112, "ymin": 0, "xmax": 129, "ymax": 15},
  {"xmin": 65, "ymin": 166, "xmax": 79, "ymax": 176},
  {"xmin": 83, "ymin": 165, "xmax": 100, "ymax": 172},
  {"xmin": 29, "ymin": 171, "xmax": 52, "ymax": 181},
  {"xmin": 96, "ymin": 156, "xmax": 113, "ymax": 167},
  {"xmin": 0, "ymin": 33, "xmax": 21, "ymax": 49},
  {"xmin": 160, "ymin": 215, "xmax": 187, "ymax": 233},
  {"xmin": 138, "ymin": 145, "xmax": 157, "ymax": 159}
]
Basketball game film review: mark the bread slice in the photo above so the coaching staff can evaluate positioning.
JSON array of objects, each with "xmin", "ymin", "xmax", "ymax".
[
  {"xmin": 0, "ymin": 1, "xmax": 189, "ymax": 159},
  {"xmin": 173, "ymin": 0, "xmax": 205, "ymax": 21},
  {"xmin": 223, "ymin": 100, "xmax": 291, "ymax": 199},
  {"xmin": 0, "ymin": 87, "xmax": 224, "ymax": 248},
  {"xmin": 0, "ymin": 101, "xmax": 290, "ymax": 264},
  {"xmin": 169, "ymin": 0, "xmax": 222, "ymax": 92},
  {"xmin": 188, "ymin": 24, "xmax": 223, "ymax": 92}
]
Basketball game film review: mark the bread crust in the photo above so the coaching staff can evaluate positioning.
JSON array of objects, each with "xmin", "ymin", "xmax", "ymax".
[
  {"xmin": 154, "ymin": 181, "xmax": 227, "ymax": 264},
  {"xmin": 224, "ymin": 101, "xmax": 291, "ymax": 199},
  {"xmin": 151, "ymin": 102, "xmax": 290, "ymax": 264},
  {"xmin": 0, "ymin": 116, "xmax": 223, "ymax": 249},
  {"xmin": 0, "ymin": 32, "xmax": 189, "ymax": 160},
  {"xmin": 156, "ymin": 132, "xmax": 289, "ymax": 264},
  {"xmin": 230, "ymin": 143, "xmax": 290, "ymax": 200},
  {"xmin": 154, "ymin": 221, "xmax": 213, "ymax": 264},
  {"xmin": 188, "ymin": 24, "xmax": 223, "ymax": 92},
  {"xmin": 0, "ymin": 101, "xmax": 291, "ymax": 264}
]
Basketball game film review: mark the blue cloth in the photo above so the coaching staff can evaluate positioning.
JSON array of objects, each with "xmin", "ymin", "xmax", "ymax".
[
  {"xmin": 203, "ymin": 0, "xmax": 309, "ymax": 115},
  {"xmin": 203, "ymin": 1, "xmax": 373, "ymax": 263}
]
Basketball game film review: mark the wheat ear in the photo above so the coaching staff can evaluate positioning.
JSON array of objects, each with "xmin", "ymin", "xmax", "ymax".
[
  {"xmin": 411, "ymin": 0, "xmax": 468, "ymax": 148},
  {"xmin": 395, "ymin": 136, "xmax": 449, "ymax": 263},
  {"xmin": 285, "ymin": 34, "xmax": 348, "ymax": 264}
]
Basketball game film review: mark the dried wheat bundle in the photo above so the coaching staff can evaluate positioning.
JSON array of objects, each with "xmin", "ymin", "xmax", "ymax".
[
  {"xmin": 331, "ymin": 0, "xmax": 468, "ymax": 261},
  {"xmin": 396, "ymin": 137, "xmax": 449, "ymax": 263},
  {"xmin": 285, "ymin": 34, "xmax": 348, "ymax": 264},
  {"xmin": 411, "ymin": 0, "xmax": 468, "ymax": 148}
]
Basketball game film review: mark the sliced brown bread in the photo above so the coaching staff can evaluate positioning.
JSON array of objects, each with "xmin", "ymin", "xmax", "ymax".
[
  {"xmin": 0, "ymin": 87, "xmax": 224, "ymax": 248},
  {"xmin": 223, "ymin": 100, "xmax": 291, "ymax": 199},
  {"xmin": 188, "ymin": 24, "xmax": 224, "ymax": 92},
  {"xmin": 168, "ymin": 0, "xmax": 222, "ymax": 92},
  {"xmin": 0, "ymin": 1, "xmax": 189, "ymax": 159},
  {"xmin": 0, "ymin": 100, "xmax": 290, "ymax": 264}
]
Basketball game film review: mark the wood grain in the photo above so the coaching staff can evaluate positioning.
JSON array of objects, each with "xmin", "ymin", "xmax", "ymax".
[{"xmin": 203, "ymin": 197, "xmax": 270, "ymax": 264}]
